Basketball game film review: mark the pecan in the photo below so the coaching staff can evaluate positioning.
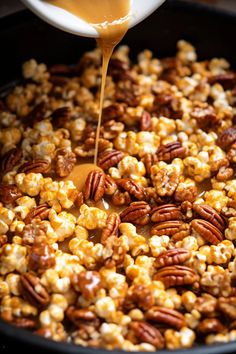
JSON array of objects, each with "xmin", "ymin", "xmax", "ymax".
[
  {"xmin": 140, "ymin": 111, "xmax": 151, "ymax": 131},
  {"xmin": 142, "ymin": 153, "xmax": 158, "ymax": 176},
  {"xmin": 9, "ymin": 317, "xmax": 37, "ymax": 329},
  {"xmin": 74, "ymin": 191, "xmax": 84, "ymax": 208},
  {"xmin": 104, "ymin": 175, "xmax": 118, "ymax": 195},
  {"xmin": 116, "ymin": 178, "xmax": 145, "ymax": 200},
  {"xmin": 191, "ymin": 106, "xmax": 219, "ymax": 132},
  {"xmin": 191, "ymin": 219, "xmax": 223, "ymax": 244},
  {"xmin": 28, "ymin": 241, "xmax": 56, "ymax": 271},
  {"xmin": 216, "ymin": 165, "xmax": 234, "ymax": 181},
  {"xmin": 66, "ymin": 306, "xmax": 98, "ymax": 327},
  {"xmin": 217, "ymin": 127, "xmax": 236, "ymax": 150},
  {"xmin": 154, "ymin": 249, "xmax": 191, "ymax": 269},
  {"xmin": 102, "ymin": 120, "xmax": 125, "ymax": 140},
  {"xmin": 116, "ymin": 87, "xmax": 139, "ymax": 107},
  {"xmin": 84, "ymin": 170, "xmax": 105, "ymax": 202},
  {"xmin": 101, "ymin": 213, "xmax": 121, "ymax": 244},
  {"xmin": 174, "ymin": 184, "xmax": 198, "ymax": 203},
  {"xmin": 22, "ymin": 220, "xmax": 47, "ymax": 245},
  {"xmin": 24, "ymin": 204, "xmax": 50, "ymax": 225},
  {"xmin": 1, "ymin": 148, "xmax": 22, "ymax": 173},
  {"xmin": 153, "ymin": 93, "xmax": 183, "ymax": 119},
  {"xmin": 154, "ymin": 265, "xmax": 197, "ymax": 288},
  {"xmin": 20, "ymin": 272, "xmax": 50, "ymax": 307},
  {"xmin": 151, "ymin": 220, "xmax": 189, "ymax": 238},
  {"xmin": 51, "ymin": 106, "xmax": 71, "ymax": 127},
  {"xmin": 193, "ymin": 204, "xmax": 225, "ymax": 231},
  {"xmin": 157, "ymin": 142, "xmax": 186, "ymax": 162},
  {"xmin": 145, "ymin": 306, "xmax": 186, "ymax": 330},
  {"xmin": 102, "ymin": 103, "xmax": 126, "ymax": 121},
  {"xmin": 128, "ymin": 321, "xmax": 164, "ymax": 349},
  {"xmin": 197, "ymin": 318, "xmax": 224, "ymax": 334},
  {"xmin": 75, "ymin": 137, "xmax": 112, "ymax": 157},
  {"xmin": 208, "ymin": 72, "xmax": 236, "ymax": 89},
  {"xmin": 0, "ymin": 184, "xmax": 22, "ymax": 205},
  {"xmin": 55, "ymin": 148, "xmax": 76, "ymax": 177},
  {"xmin": 0, "ymin": 235, "xmax": 8, "ymax": 247},
  {"xmin": 18, "ymin": 159, "xmax": 51, "ymax": 174},
  {"xmin": 195, "ymin": 294, "xmax": 217, "ymax": 316},
  {"xmin": 22, "ymin": 102, "xmax": 47, "ymax": 126},
  {"xmin": 72, "ymin": 271, "xmax": 102, "ymax": 300},
  {"xmin": 98, "ymin": 149, "xmax": 125, "ymax": 170},
  {"xmin": 151, "ymin": 204, "xmax": 183, "ymax": 223},
  {"xmin": 120, "ymin": 201, "xmax": 151, "ymax": 225},
  {"xmin": 108, "ymin": 58, "xmax": 132, "ymax": 82},
  {"xmin": 218, "ymin": 297, "xmax": 236, "ymax": 320},
  {"xmin": 112, "ymin": 189, "xmax": 131, "ymax": 206},
  {"xmin": 124, "ymin": 285, "xmax": 154, "ymax": 311}
]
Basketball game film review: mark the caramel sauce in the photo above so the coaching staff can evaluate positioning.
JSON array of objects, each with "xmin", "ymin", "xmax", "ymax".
[
  {"xmin": 48, "ymin": 0, "xmax": 130, "ymax": 164},
  {"xmin": 64, "ymin": 163, "xmax": 101, "ymax": 192}
]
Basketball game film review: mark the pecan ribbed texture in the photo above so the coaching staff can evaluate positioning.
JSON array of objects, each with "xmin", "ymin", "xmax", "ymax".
[
  {"xmin": 24, "ymin": 204, "xmax": 50, "ymax": 225},
  {"xmin": 120, "ymin": 201, "xmax": 151, "ymax": 225},
  {"xmin": 157, "ymin": 142, "xmax": 186, "ymax": 162},
  {"xmin": 191, "ymin": 219, "xmax": 223, "ymax": 244},
  {"xmin": 98, "ymin": 149, "xmax": 125, "ymax": 170},
  {"xmin": 154, "ymin": 265, "xmax": 197, "ymax": 288},
  {"xmin": 151, "ymin": 204, "xmax": 183, "ymax": 223},
  {"xmin": 101, "ymin": 213, "xmax": 121, "ymax": 244},
  {"xmin": 129, "ymin": 321, "xmax": 164, "ymax": 349},
  {"xmin": 18, "ymin": 159, "xmax": 51, "ymax": 174},
  {"xmin": 20, "ymin": 272, "xmax": 50, "ymax": 307},
  {"xmin": 1, "ymin": 148, "xmax": 22, "ymax": 173},
  {"xmin": 145, "ymin": 306, "xmax": 186, "ymax": 329},
  {"xmin": 84, "ymin": 170, "xmax": 105, "ymax": 202},
  {"xmin": 193, "ymin": 204, "xmax": 225, "ymax": 231},
  {"xmin": 155, "ymin": 249, "xmax": 191, "ymax": 268}
]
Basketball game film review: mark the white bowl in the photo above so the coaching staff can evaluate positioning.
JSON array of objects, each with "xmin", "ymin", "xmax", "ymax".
[{"xmin": 21, "ymin": 0, "xmax": 166, "ymax": 38}]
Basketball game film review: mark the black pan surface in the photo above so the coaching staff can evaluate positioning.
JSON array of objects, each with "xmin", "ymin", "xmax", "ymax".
[{"xmin": 0, "ymin": 0, "xmax": 236, "ymax": 353}]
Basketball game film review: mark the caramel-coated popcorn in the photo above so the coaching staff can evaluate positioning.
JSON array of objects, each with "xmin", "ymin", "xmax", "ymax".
[{"xmin": 1, "ymin": 40, "xmax": 236, "ymax": 351}]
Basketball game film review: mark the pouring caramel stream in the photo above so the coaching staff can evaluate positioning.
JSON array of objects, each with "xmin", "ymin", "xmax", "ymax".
[{"xmin": 48, "ymin": 0, "xmax": 130, "ymax": 166}]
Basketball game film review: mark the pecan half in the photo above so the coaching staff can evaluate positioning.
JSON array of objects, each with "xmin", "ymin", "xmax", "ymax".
[
  {"xmin": 102, "ymin": 103, "xmax": 126, "ymax": 121},
  {"xmin": 208, "ymin": 72, "xmax": 236, "ymax": 89},
  {"xmin": 24, "ymin": 204, "xmax": 50, "ymax": 225},
  {"xmin": 191, "ymin": 219, "xmax": 223, "ymax": 244},
  {"xmin": 51, "ymin": 106, "xmax": 71, "ymax": 127},
  {"xmin": 75, "ymin": 137, "xmax": 112, "ymax": 157},
  {"xmin": 55, "ymin": 149, "xmax": 76, "ymax": 177},
  {"xmin": 20, "ymin": 272, "xmax": 50, "ymax": 307},
  {"xmin": 22, "ymin": 102, "xmax": 47, "ymax": 126},
  {"xmin": 124, "ymin": 285, "xmax": 154, "ymax": 311},
  {"xmin": 28, "ymin": 241, "xmax": 56, "ymax": 271},
  {"xmin": 18, "ymin": 159, "xmax": 51, "ymax": 174},
  {"xmin": 1, "ymin": 148, "xmax": 22, "ymax": 173},
  {"xmin": 154, "ymin": 265, "xmax": 197, "ymax": 288},
  {"xmin": 104, "ymin": 175, "xmax": 118, "ymax": 195},
  {"xmin": 0, "ymin": 184, "xmax": 22, "ymax": 205},
  {"xmin": 151, "ymin": 204, "xmax": 183, "ymax": 223},
  {"xmin": 145, "ymin": 306, "xmax": 186, "ymax": 329},
  {"xmin": 66, "ymin": 306, "xmax": 98, "ymax": 327},
  {"xmin": 98, "ymin": 149, "xmax": 125, "ymax": 170},
  {"xmin": 142, "ymin": 153, "xmax": 158, "ymax": 176},
  {"xmin": 197, "ymin": 318, "xmax": 224, "ymax": 334},
  {"xmin": 112, "ymin": 189, "xmax": 131, "ymax": 206},
  {"xmin": 8, "ymin": 317, "xmax": 37, "ymax": 329},
  {"xmin": 101, "ymin": 213, "xmax": 121, "ymax": 244},
  {"xmin": 72, "ymin": 271, "xmax": 102, "ymax": 300},
  {"xmin": 120, "ymin": 201, "xmax": 151, "ymax": 225},
  {"xmin": 84, "ymin": 170, "xmax": 105, "ymax": 202},
  {"xmin": 151, "ymin": 220, "xmax": 189, "ymax": 238},
  {"xmin": 117, "ymin": 178, "xmax": 145, "ymax": 200},
  {"xmin": 190, "ymin": 106, "xmax": 218, "ymax": 132},
  {"xmin": 128, "ymin": 321, "xmax": 164, "ymax": 349},
  {"xmin": 116, "ymin": 87, "xmax": 139, "ymax": 107},
  {"xmin": 108, "ymin": 58, "xmax": 132, "ymax": 82},
  {"xmin": 217, "ymin": 127, "xmax": 236, "ymax": 150},
  {"xmin": 103, "ymin": 235, "xmax": 126, "ymax": 269},
  {"xmin": 195, "ymin": 294, "xmax": 217, "ymax": 316},
  {"xmin": 140, "ymin": 111, "xmax": 151, "ymax": 131},
  {"xmin": 157, "ymin": 142, "xmax": 186, "ymax": 162},
  {"xmin": 218, "ymin": 297, "xmax": 236, "ymax": 320},
  {"xmin": 155, "ymin": 249, "xmax": 191, "ymax": 269},
  {"xmin": 22, "ymin": 220, "xmax": 47, "ymax": 245},
  {"xmin": 193, "ymin": 204, "xmax": 225, "ymax": 231}
]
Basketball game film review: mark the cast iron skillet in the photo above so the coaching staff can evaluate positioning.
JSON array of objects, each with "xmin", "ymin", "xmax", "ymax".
[{"xmin": 0, "ymin": 0, "xmax": 236, "ymax": 353}]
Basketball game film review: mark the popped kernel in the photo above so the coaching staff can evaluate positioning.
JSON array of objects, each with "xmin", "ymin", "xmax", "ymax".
[
  {"xmin": 78, "ymin": 204, "xmax": 107, "ymax": 229},
  {"xmin": 15, "ymin": 173, "xmax": 44, "ymax": 197}
]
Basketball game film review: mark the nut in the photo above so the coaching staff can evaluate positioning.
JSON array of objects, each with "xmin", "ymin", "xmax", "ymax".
[
  {"xmin": 18, "ymin": 159, "xmax": 51, "ymax": 174},
  {"xmin": 112, "ymin": 190, "xmax": 131, "ymax": 206},
  {"xmin": 217, "ymin": 127, "xmax": 236, "ymax": 150},
  {"xmin": 124, "ymin": 284, "xmax": 154, "ymax": 311},
  {"xmin": 72, "ymin": 271, "xmax": 102, "ymax": 300},
  {"xmin": 0, "ymin": 184, "xmax": 22, "ymax": 205},
  {"xmin": 101, "ymin": 213, "xmax": 121, "ymax": 244},
  {"xmin": 140, "ymin": 111, "xmax": 151, "ymax": 131},
  {"xmin": 151, "ymin": 204, "xmax": 183, "ymax": 223},
  {"xmin": 66, "ymin": 306, "xmax": 98, "ymax": 327},
  {"xmin": 7, "ymin": 317, "xmax": 37, "ymax": 329},
  {"xmin": 197, "ymin": 318, "xmax": 224, "ymax": 334},
  {"xmin": 190, "ymin": 106, "xmax": 218, "ymax": 132},
  {"xmin": 51, "ymin": 106, "xmax": 71, "ymax": 127},
  {"xmin": 142, "ymin": 153, "xmax": 158, "ymax": 176},
  {"xmin": 98, "ymin": 150, "xmax": 125, "ymax": 170},
  {"xmin": 20, "ymin": 272, "xmax": 50, "ymax": 307},
  {"xmin": 104, "ymin": 175, "xmax": 118, "ymax": 195},
  {"xmin": 218, "ymin": 297, "xmax": 236, "ymax": 320},
  {"xmin": 154, "ymin": 249, "xmax": 191, "ymax": 269},
  {"xmin": 103, "ymin": 235, "xmax": 126, "ymax": 268},
  {"xmin": 24, "ymin": 204, "xmax": 50, "ymax": 225},
  {"xmin": 191, "ymin": 219, "xmax": 223, "ymax": 245},
  {"xmin": 102, "ymin": 103, "xmax": 126, "ymax": 121},
  {"xmin": 22, "ymin": 220, "xmax": 47, "ymax": 245},
  {"xmin": 28, "ymin": 241, "xmax": 56, "ymax": 271},
  {"xmin": 120, "ymin": 201, "xmax": 151, "ymax": 225},
  {"xmin": 84, "ymin": 170, "xmax": 105, "ymax": 202},
  {"xmin": 151, "ymin": 220, "xmax": 189, "ymax": 238},
  {"xmin": 55, "ymin": 149, "xmax": 76, "ymax": 178},
  {"xmin": 108, "ymin": 58, "xmax": 132, "ymax": 82},
  {"xmin": 157, "ymin": 142, "xmax": 186, "ymax": 162},
  {"xmin": 145, "ymin": 306, "xmax": 186, "ymax": 329},
  {"xmin": 1, "ymin": 148, "xmax": 22, "ymax": 174},
  {"xmin": 193, "ymin": 204, "xmax": 225, "ymax": 231},
  {"xmin": 116, "ymin": 178, "xmax": 145, "ymax": 200},
  {"xmin": 208, "ymin": 72, "xmax": 236, "ymax": 89},
  {"xmin": 128, "ymin": 321, "xmax": 164, "ymax": 349},
  {"xmin": 154, "ymin": 265, "xmax": 197, "ymax": 288}
]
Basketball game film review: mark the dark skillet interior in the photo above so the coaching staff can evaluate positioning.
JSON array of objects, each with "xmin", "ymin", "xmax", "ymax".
[{"xmin": 0, "ymin": 0, "xmax": 236, "ymax": 353}]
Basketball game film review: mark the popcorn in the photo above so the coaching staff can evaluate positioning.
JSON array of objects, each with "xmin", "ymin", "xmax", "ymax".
[
  {"xmin": 15, "ymin": 173, "xmax": 44, "ymax": 197},
  {"xmin": 78, "ymin": 204, "xmax": 107, "ymax": 229},
  {"xmin": 165, "ymin": 327, "xmax": 196, "ymax": 349},
  {"xmin": 0, "ymin": 244, "xmax": 27, "ymax": 275},
  {"xmin": 49, "ymin": 209, "xmax": 76, "ymax": 242}
]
